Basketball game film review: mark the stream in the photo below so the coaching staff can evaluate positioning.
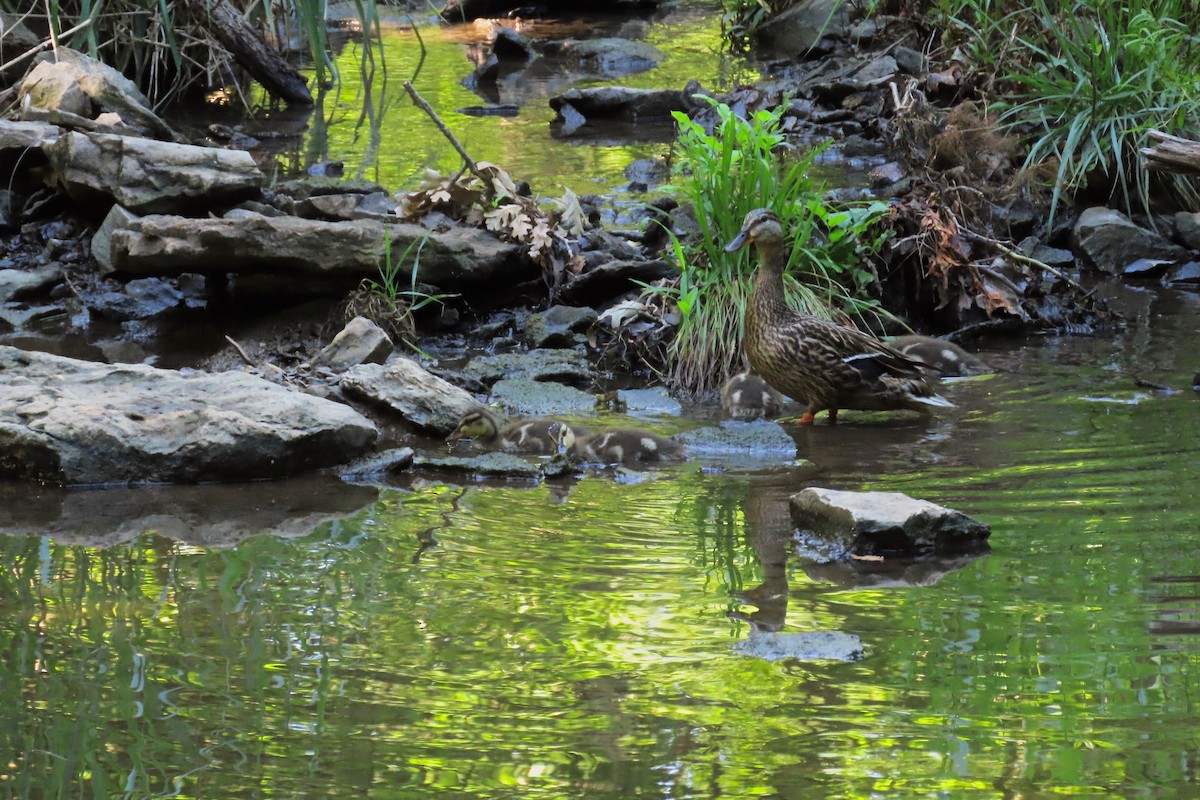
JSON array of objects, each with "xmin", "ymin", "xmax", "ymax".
[
  {"xmin": 2, "ymin": 282, "xmax": 1198, "ymax": 798},
  {"xmin": 3, "ymin": 2, "xmax": 1200, "ymax": 798}
]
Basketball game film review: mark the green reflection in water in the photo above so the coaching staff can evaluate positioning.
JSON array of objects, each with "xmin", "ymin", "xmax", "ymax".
[
  {"xmin": 3, "ymin": 293, "xmax": 1200, "ymax": 798},
  {"xmin": 280, "ymin": 5, "xmax": 758, "ymax": 197}
]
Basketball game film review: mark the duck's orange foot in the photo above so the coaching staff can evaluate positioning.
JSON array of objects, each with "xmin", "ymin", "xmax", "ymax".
[{"xmin": 798, "ymin": 411, "xmax": 815, "ymax": 426}]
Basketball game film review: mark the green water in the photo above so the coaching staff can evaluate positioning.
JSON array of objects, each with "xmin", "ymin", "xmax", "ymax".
[
  {"xmin": 2, "ymin": 285, "xmax": 1199, "ymax": 798},
  {"xmin": 259, "ymin": 2, "xmax": 758, "ymax": 198}
]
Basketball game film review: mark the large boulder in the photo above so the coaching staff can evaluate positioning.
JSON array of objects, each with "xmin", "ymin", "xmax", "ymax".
[
  {"xmin": 45, "ymin": 131, "xmax": 263, "ymax": 213},
  {"xmin": 104, "ymin": 214, "xmax": 526, "ymax": 289},
  {"xmin": 790, "ymin": 487, "xmax": 991, "ymax": 559},
  {"xmin": 18, "ymin": 49, "xmax": 179, "ymax": 140},
  {"xmin": 755, "ymin": 0, "xmax": 852, "ymax": 55},
  {"xmin": 0, "ymin": 346, "xmax": 378, "ymax": 485},
  {"xmin": 1073, "ymin": 206, "xmax": 1191, "ymax": 274}
]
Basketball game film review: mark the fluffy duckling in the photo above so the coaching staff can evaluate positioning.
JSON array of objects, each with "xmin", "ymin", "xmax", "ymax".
[
  {"xmin": 888, "ymin": 335, "xmax": 994, "ymax": 377},
  {"xmin": 447, "ymin": 407, "xmax": 580, "ymax": 455},
  {"xmin": 721, "ymin": 371, "xmax": 785, "ymax": 420},
  {"xmin": 553, "ymin": 425, "xmax": 686, "ymax": 466}
]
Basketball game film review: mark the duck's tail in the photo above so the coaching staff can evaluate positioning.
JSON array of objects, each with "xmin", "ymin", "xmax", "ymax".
[{"xmin": 909, "ymin": 392, "xmax": 955, "ymax": 409}]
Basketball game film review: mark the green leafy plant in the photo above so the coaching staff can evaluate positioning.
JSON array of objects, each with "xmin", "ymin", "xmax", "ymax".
[
  {"xmin": 938, "ymin": 0, "xmax": 1200, "ymax": 221},
  {"xmin": 720, "ymin": 0, "xmax": 773, "ymax": 50},
  {"xmin": 648, "ymin": 96, "xmax": 890, "ymax": 395}
]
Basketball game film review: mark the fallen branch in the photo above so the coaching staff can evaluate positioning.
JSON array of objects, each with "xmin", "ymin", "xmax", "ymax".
[
  {"xmin": 179, "ymin": 0, "xmax": 312, "ymax": 106},
  {"xmin": 1141, "ymin": 129, "xmax": 1200, "ymax": 175},
  {"xmin": 959, "ymin": 226, "xmax": 1088, "ymax": 293}
]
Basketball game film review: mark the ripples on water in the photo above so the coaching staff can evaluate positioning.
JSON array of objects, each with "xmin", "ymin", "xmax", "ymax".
[{"xmin": 2, "ymin": 287, "xmax": 1198, "ymax": 797}]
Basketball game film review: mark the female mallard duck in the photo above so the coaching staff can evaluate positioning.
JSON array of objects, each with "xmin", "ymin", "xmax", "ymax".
[
  {"xmin": 552, "ymin": 425, "xmax": 686, "ymax": 466},
  {"xmin": 447, "ymin": 407, "xmax": 581, "ymax": 455},
  {"xmin": 887, "ymin": 334, "xmax": 993, "ymax": 377},
  {"xmin": 724, "ymin": 208, "xmax": 953, "ymax": 424},
  {"xmin": 721, "ymin": 371, "xmax": 785, "ymax": 420}
]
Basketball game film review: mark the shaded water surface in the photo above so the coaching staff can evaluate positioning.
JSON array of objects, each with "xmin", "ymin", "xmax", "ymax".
[
  {"xmin": 2, "ymin": 285, "xmax": 1199, "ymax": 798},
  {"xmin": 230, "ymin": 1, "xmax": 758, "ymax": 200}
]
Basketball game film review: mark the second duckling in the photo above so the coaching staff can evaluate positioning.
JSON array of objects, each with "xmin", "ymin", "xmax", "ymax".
[
  {"xmin": 721, "ymin": 371, "xmax": 785, "ymax": 420},
  {"xmin": 554, "ymin": 425, "xmax": 686, "ymax": 466},
  {"xmin": 888, "ymin": 335, "xmax": 994, "ymax": 377},
  {"xmin": 447, "ymin": 407, "xmax": 580, "ymax": 455}
]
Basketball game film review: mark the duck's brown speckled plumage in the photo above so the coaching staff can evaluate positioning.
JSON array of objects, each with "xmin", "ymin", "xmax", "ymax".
[{"xmin": 724, "ymin": 209, "xmax": 953, "ymax": 424}]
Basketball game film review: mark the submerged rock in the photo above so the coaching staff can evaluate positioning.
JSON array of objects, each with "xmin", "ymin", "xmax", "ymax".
[
  {"xmin": 674, "ymin": 421, "xmax": 799, "ymax": 462},
  {"xmin": 414, "ymin": 450, "xmax": 572, "ymax": 480},
  {"xmin": 732, "ymin": 628, "xmax": 864, "ymax": 663},
  {"xmin": 790, "ymin": 487, "xmax": 991, "ymax": 559},
  {"xmin": 548, "ymin": 38, "xmax": 663, "ymax": 78},
  {"xmin": 1073, "ymin": 207, "xmax": 1190, "ymax": 275},
  {"xmin": 550, "ymin": 86, "xmax": 691, "ymax": 136},
  {"xmin": 490, "ymin": 377, "xmax": 596, "ymax": 417},
  {"xmin": 0, "ymin": 346, "xmax": 379, "ymax": 485}
]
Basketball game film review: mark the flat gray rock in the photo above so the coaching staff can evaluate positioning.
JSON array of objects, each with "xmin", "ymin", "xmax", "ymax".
[
  {"xmin": 341, "ymin": 358, "xmax": 477, "ymax": 435},
  {"xmin": 490, "ymin": 377, "xmax": 596, "ymax": 417},
  {"xmin": 462, "ymin": 349, "xmax": 591, "ymax": 385},
  {"xmin": 675, "ymin": 421, "xmax": 800, "ymax": 463},
  {"xmin": 0, "ymin": 346, "xmax": 378, "ymax": 485}
]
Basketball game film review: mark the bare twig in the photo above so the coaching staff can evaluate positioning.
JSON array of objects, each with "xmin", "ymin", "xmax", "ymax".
[
  {"xmin": 958, "ymin": 226, "xmax": 1088, "ymax": 293},
  {"xmin": 224, "ymin": 335, "xmax": 257, "ymax": 367},
  {"xmin": 0, "ymin": 18, "xmax": 93, "ymax": 75},
  {"xmin": 402, "ymin": 80, "xmax": 491, "ymax": 187}
]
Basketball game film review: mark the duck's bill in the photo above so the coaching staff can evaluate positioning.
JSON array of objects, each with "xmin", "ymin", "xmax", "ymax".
[{"xmin": 724, "ymin": 230, "xmax": 750, "ymax": 252}]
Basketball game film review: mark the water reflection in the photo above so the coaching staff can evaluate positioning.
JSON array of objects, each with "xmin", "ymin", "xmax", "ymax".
[{"xmin": 2, "ymin": 289, "xmax": 1200, "ymax": 797}]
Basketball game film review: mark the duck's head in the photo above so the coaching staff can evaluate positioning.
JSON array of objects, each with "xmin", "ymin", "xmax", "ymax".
[
  {"xmin": 724, "ymin": 208, "xmax": 783, "ymax": 253},
  {"xmin": 447, "ymin": 407, "xmax": 498, "ymax": 443},
  {"xmin": 547, "ymin": 421, "xmax": 577, "ymax": 455}
]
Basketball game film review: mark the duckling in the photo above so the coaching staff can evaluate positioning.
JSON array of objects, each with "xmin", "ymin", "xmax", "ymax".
[
  {"xmin": 447, "ymin": 407, "xmax": 581, "ymax": 455},
  {"xmin": 721, "ymin": 371, "xmax": 785, "ymax": 420},
  {"xmin": 887, "ymin": 335, "xmax": 993, "ymax": 377},
  {"xmin": 724, "ymin": 208, "xmax": 953, "ymax": 424},
  {"xmin": 552, "ymin": 425, "xmax": 686, "ymax": 466}
]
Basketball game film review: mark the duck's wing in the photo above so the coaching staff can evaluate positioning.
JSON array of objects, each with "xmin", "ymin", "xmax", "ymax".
[{"xmin": 802, "ymin": 318, "xmax": 928, "ymax": 380}]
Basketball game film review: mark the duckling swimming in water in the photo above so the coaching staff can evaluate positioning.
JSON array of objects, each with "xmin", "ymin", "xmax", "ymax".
[
  {"xmin": 887, "ymin": 335, "xmax": 994, "ymax": 377},
  {"xmin": 552, "ymin": 425, "xmax": 686, "ymax": 466},
  {"xmin": 447, "ymin": 407, "xmax": 582, "ymax": 455},
  {"xmin": 721, "ymin": 371, "xmax": 785, "ymax": 420}
]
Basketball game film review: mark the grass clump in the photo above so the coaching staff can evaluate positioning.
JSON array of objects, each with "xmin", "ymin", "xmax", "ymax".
[
  {"xmin": 649, "ymin": 97, "xmax": 889, "ymax": 396},
  {"xmin": 937, "ymin": 0, "xmax": 1200, "ymax": 220},
  {"xmin": 343, "ymin": 233, "xmax": 454, "ymax": 352}
]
